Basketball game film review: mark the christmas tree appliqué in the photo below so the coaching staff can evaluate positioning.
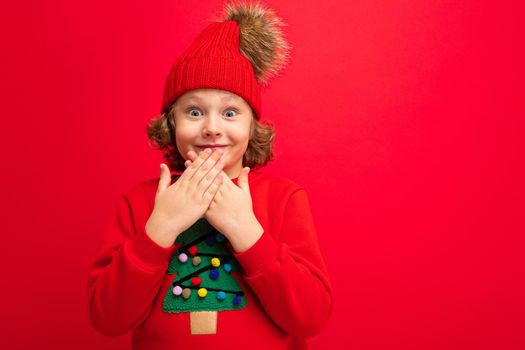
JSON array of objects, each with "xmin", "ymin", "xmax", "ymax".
[{"xmin": 162, "ymin": 218, "xmax": 247, "ymax": 314}]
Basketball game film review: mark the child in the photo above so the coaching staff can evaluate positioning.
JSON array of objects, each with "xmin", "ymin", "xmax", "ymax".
[{"xmin": 87, "ymin": 1, "xmax": 333, "ymax": 349}]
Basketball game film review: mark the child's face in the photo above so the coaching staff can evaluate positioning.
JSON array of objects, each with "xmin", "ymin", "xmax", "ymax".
[{"xmin": 172, "ymin": 89, "xmax": 253, "ymax": 179}]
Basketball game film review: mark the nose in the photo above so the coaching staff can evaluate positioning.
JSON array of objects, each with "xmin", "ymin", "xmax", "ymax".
[{"xmin": 202, "ymin": 114, "xmax": 223, "ymax": 137}]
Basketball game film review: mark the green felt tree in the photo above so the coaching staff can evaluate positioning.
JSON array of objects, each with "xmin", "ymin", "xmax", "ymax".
[{"xmin": 162, "ymin": 217, "xmax": 247, "ymax": 334}]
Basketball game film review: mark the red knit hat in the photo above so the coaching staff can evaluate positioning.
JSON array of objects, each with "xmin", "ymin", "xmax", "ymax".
[{"xmin": 161, "ymin": 1, "xmax": 291, "ymax": 120}]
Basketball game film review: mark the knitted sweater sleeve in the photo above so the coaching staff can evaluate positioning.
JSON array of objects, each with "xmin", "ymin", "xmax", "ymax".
[
  {"xmin": 233, "ymin": 188, "xmax": 334, "ymax": 339},
  {"xmin": 86, "ymin": 194, "xmax": 179, "ymax": 337}
]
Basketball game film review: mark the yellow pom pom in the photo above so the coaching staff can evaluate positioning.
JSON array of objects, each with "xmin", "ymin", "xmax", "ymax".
[
  {"xmin": 198, "ymin": 288, "xmax": 208, "ymax": 298},
  {"xmin": 211, "ymin": 258, "xmax": 221, "ymax": 267}
]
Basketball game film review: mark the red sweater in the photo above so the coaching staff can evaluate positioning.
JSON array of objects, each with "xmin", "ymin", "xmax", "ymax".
[{"xmin": 87, "ymin": 169, "xmax": 333, "ymax": 349}]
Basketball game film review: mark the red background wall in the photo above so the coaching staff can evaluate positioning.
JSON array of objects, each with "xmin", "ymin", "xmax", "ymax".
[{"xmin": 1, "ymin": 0, "xmax": 523, "ymax": 349}]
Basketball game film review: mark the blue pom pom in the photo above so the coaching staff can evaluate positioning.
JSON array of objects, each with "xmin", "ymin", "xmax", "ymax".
[
  {"xmin": 217, "ymin": 291, "xmax": 226, "ymax": 300},
  {"xmin": 215, "ymin": 233, "xmax": 225, "ymax": 243},
  {"xmin": 223, "ymin": 263, "xmax": 232, "ymax": 273},
  {"xmin": 209, "ymin": 269, "xmax": 219, "ymax": 280},
  {"xmin": 233, "ymin": 295, "xmax": 242, "ymax": 305},
  {"xmin": 205, "ymin": 236, "xmax": 215, "ymax": 246}
]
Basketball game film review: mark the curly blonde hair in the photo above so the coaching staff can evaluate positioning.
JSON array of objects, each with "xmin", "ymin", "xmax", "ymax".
[{"xmin": 146, "ymin": 104, "xmax": 275, "ymax": 172}]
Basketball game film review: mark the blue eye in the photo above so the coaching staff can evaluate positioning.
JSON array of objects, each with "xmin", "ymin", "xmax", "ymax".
[
  {"xmin": 225, "ymin": 109, "xmax": 237, "ymax": 117},
  {"xmin": 187, "ymin": 108, "xmax": 203, "ymax": 117},
  {"xmin": 185, "ymin": 107, "xmax": 238, "ymax": 118}
]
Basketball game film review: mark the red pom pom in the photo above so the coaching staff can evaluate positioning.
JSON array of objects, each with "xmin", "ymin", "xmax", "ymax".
[
  {"xmin": 188, "ymin": 246, "xmax": 198, "ymax": 256},
  {"xmin": 191, "ymin": 277, "xmax": 202, "ymax": 286}
]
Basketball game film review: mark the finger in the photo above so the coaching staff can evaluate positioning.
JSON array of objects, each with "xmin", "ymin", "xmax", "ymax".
[
  {"xmin": 237, "ymin": 167, "xmax": 250, "ymax": 191},
  {"xmin": 187, "ymin": 150, "xmax": 198, "ymax": 161},
  {"xmin": 219, "ymin": 169, "xmax": 234, "ymax": 188},
  {"xmin": 157, "ymin": 163, "xmax": 171, "ymax": 194},
  {"xmin": 196, "ymin": 150, "xmax": 225, "ymax": 192},
  {"xmin": 193, "ymin": 148, "xmax": 224, "ymax": 182},
  {"xmin": 182, "ymin": 148, "xmax": 213, "ymax": 182},
  {"xmin": 202, "ymin": 172, "xmax": 223, "ymax": 201},
  {"xmin": 184, "ymin": 150, "xmax": 198, "ymax": 168}
]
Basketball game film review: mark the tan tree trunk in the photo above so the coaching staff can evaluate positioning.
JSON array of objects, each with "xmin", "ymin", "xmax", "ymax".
[{"xmin": 190, "ymin": 311, "xmax": 218, "ymax": 334}]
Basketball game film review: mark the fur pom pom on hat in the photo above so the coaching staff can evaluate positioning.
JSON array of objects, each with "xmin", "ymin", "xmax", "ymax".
[
  {"xmin": 161, "ymin": 0, "xmax": 291, "ymax": 119},
  {"xmin": 218, "ymin": 0, "xmax": 291, "ymax": 86}
]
